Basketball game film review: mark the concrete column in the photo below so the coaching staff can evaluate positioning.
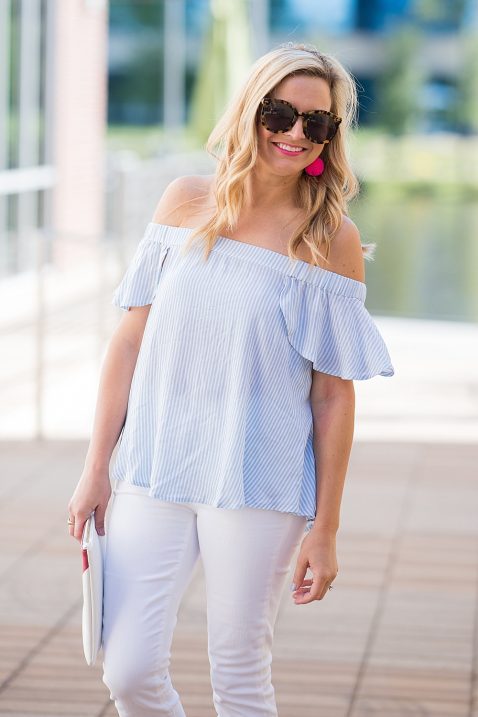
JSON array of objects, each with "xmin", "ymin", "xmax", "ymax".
[{"xmin": 52, "ymin": 0, "xmax": 108, "ymax": 242}]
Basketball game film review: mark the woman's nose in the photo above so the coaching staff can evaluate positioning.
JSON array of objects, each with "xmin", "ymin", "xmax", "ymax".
[{"xmin": 283, "ymin": 116, "xmax": 306, "ymax": 142}]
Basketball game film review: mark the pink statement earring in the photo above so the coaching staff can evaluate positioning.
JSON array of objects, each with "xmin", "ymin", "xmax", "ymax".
[{"xmin": 304, "ymin": 157, "xmax": 324, "ymax": 176}]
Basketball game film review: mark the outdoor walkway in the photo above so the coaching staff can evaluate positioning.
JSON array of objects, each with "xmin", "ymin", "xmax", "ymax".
[{"xmin": 0, "ymin": 438, "xmax": 477, "ymax": 717}]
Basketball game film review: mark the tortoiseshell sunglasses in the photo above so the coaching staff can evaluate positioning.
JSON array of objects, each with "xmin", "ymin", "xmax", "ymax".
[{"xmin": 260, "ymin": 97, "xmax": 342, "ymax": 145}]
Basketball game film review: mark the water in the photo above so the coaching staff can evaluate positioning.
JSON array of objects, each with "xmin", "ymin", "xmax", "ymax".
[{"xmin": 350, "ymin": 190, "xmax": 478, "ymax": 323}]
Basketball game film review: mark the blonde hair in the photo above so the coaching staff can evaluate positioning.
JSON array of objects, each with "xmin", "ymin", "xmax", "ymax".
[{"xmin": 182, "ymin": 41, "xmax": 376, "ymax": 265}]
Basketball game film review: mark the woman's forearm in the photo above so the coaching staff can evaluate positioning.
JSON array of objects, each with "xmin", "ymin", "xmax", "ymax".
[
  {"xmin": 310, "ymin": 391, "xmax": 355, "ymax": 535},
  {"xmin": 83, "ymin": 333, "xmax": 141, "ymax": 476}
]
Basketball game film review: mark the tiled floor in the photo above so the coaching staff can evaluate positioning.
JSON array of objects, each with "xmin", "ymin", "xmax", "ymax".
[{"xmin": 0, "ymin": 439, "xmax": 477, "ymax": 716}]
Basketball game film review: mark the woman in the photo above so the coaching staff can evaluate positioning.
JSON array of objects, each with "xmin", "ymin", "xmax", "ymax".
[{"xmin": 68, "ymin": 42, "xmax": 394, "ymax": 717}]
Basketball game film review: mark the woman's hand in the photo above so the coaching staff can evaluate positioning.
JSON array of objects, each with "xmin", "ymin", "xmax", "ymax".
[
  {"xmin": 291, "ymin": 528, "xmax": 338, "ymax": 604},
  {"xmin": 67, "ymin": 465, "xmax": 112, "ymax": 543}
]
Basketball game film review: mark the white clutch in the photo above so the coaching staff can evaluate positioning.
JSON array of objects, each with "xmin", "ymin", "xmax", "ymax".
[{"xmin": 81, "ymin": 512, "xmax": 106, "ymax": 666}]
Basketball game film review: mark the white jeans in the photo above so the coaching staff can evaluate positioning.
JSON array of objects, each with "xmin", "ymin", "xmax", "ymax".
[{"xmin": 101, "ymin": 479, "xmax": 307, "ymax": 717}]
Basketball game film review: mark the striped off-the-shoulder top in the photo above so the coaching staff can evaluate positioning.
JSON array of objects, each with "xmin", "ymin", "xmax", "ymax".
[{"xmin": 110, "ymin": 222, "xmax": 395, "ymax": 531}]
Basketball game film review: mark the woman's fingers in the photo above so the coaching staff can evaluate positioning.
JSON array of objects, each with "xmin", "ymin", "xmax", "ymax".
[
  {"xmin": 74, "ymin": 518, "xmax": 87, "ymax": 543},
  {"xmin": 94, "ymin": 508, "xmax": 106, "ymax": 536},
  {"xmin": 68, "ymin": 518, "xmax": 82, "ymax": 542},
  {"xmin": 67, "ymin": 479, "xmax": 111, "ymax": 543},
  {"xmin": 294, "ymin": 580, "xmax": 320, "ymax": 602},
  {"xmin": 69, "ymin": 515, "xmax": 87, "ymax": 543},
  {"xmin": 295, "ymin": 578, "xmax": 313, "ymax": 586},
  {"xmin": 293, "ymin": 574, "xmax": 335, "ymax": 603}
]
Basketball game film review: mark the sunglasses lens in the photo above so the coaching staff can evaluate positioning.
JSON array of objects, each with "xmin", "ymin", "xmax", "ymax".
[
  {"xmin": 306, "ymin": 114, "xmax": 337, "ymax": 144},
  {"xmin": 261, "ymin": 99, "xmax": 339, "ymax": 144},
  {"xmin": 262, "ymin": 102, "xmax": 295, "ymax": 133}
]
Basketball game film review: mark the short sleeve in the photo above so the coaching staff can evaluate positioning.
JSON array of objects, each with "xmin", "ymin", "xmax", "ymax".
[
  {"xmin": 112, "ymin": 229, "xmax": 169, "ymax": 312},
  {"xmin": 279, "ymin": 274, "xmax": 395, "ymax": 380}
]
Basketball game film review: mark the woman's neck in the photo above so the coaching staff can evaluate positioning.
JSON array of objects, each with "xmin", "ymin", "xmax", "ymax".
[{"xmin": 243, "ymin": 166, "xmax": 301, "ymax": 213}]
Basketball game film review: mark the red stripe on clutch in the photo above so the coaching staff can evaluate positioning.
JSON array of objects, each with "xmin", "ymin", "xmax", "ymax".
[{"xmin": 82, "ymin": 548, "xmax": 89, "ymax": 572}]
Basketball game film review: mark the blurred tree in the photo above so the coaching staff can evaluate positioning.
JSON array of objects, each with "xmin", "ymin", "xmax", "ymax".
[
  {"xmin": 455, "ymin": 31, "xmax": 478, "ymax": 134},
  {"xmin": 376, "ymin": 24, "xmax": 427, "ymax": 135},
  {"xmin": 414, "ymin": 0, "xmax": 467, "ymax": 30},
  {"xmin": 187, "ymin": 0, "xmax": 252, "ymax": 145}
]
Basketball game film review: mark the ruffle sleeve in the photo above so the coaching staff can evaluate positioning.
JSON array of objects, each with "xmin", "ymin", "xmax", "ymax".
[
  {"xmin": 279, "ymin": 273, "xmax": 395, "ymax": 380},
  {"xmin": 112, "ymin": 228, "xmax": 169, "ymax": 312}
]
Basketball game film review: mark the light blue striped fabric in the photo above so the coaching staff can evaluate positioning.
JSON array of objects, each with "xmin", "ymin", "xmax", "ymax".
[{"xmin": 111, "ymin": 222, "xmax": 394, "ymax": 532}]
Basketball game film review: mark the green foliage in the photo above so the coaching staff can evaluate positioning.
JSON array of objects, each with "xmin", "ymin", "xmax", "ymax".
[
  {"xmin": 455, "ymin": 31, "xmax": 478, "ymax": 133},
  {"xmin": 187, "ymin": 0, "xmax": 251, "ymax": 146},
  {"xmin": 414, "ymin": 0, "xmax": 467, "ymax": 26},
  {"xmin": 375, "ymin": 24, "xmax": 427, "ymax": 135}
]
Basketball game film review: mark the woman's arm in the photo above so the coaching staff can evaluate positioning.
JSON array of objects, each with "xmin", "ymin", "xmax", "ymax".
[
  {"xmin": 68, "ymin": 307, "xmax": 151, "ymax": 541},
  {"xmin": 308, "ymin": 216, "xmax": 364, "ymax": 534},
  {"xmin": 83, "ymin": 309, "xmax": 151, "ymax": 472},
  {"xmin": 290, "ymin": 377, "xmax": 354, "ymax": 604},
  {"xmin": 309, "ymin": 375, "xmax": 355, "ymax": 535},
  {"xmin": 291, "ymin": 216, "xmax": 365, "ymax": 603}
]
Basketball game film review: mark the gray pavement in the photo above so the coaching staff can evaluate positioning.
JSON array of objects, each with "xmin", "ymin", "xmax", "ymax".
[{"xmin": 0, "ymin": 438, "xmax": 477, "ymax": 716}]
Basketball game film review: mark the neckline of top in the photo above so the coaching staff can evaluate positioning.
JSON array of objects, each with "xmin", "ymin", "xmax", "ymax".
[{"xmin": 145, "ymin": 221, "xmax": 367, "ymax": 301}]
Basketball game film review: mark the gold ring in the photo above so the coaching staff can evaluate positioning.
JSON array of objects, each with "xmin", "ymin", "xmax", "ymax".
[{"xmin": 67, "ymin": 518, "xmax": 74, "ymax": 525}]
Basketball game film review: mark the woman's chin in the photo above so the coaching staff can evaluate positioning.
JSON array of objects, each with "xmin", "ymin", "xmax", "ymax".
[{"xmin": 255, "ymin": 151, "xmax": 305, "ymax": 177}]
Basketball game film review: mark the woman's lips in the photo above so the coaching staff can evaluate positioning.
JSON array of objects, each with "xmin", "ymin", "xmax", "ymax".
[{"xmin": 272, "ymin": 142, "xmax": 306, "ymax": 157}]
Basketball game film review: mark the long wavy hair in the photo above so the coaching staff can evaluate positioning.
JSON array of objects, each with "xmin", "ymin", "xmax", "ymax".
[{"xmin": 180, "ymin": 41, "xmax": 375, "ymax": 266}]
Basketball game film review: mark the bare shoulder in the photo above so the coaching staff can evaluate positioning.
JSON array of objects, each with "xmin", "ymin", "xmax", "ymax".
[
  {"xmin": 152, "ymin": 174, "xmax": 215, "ymax": 227},
  {"xmin": 327, "ymin": 215, "xmax": 365, "ymax": 284}
]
